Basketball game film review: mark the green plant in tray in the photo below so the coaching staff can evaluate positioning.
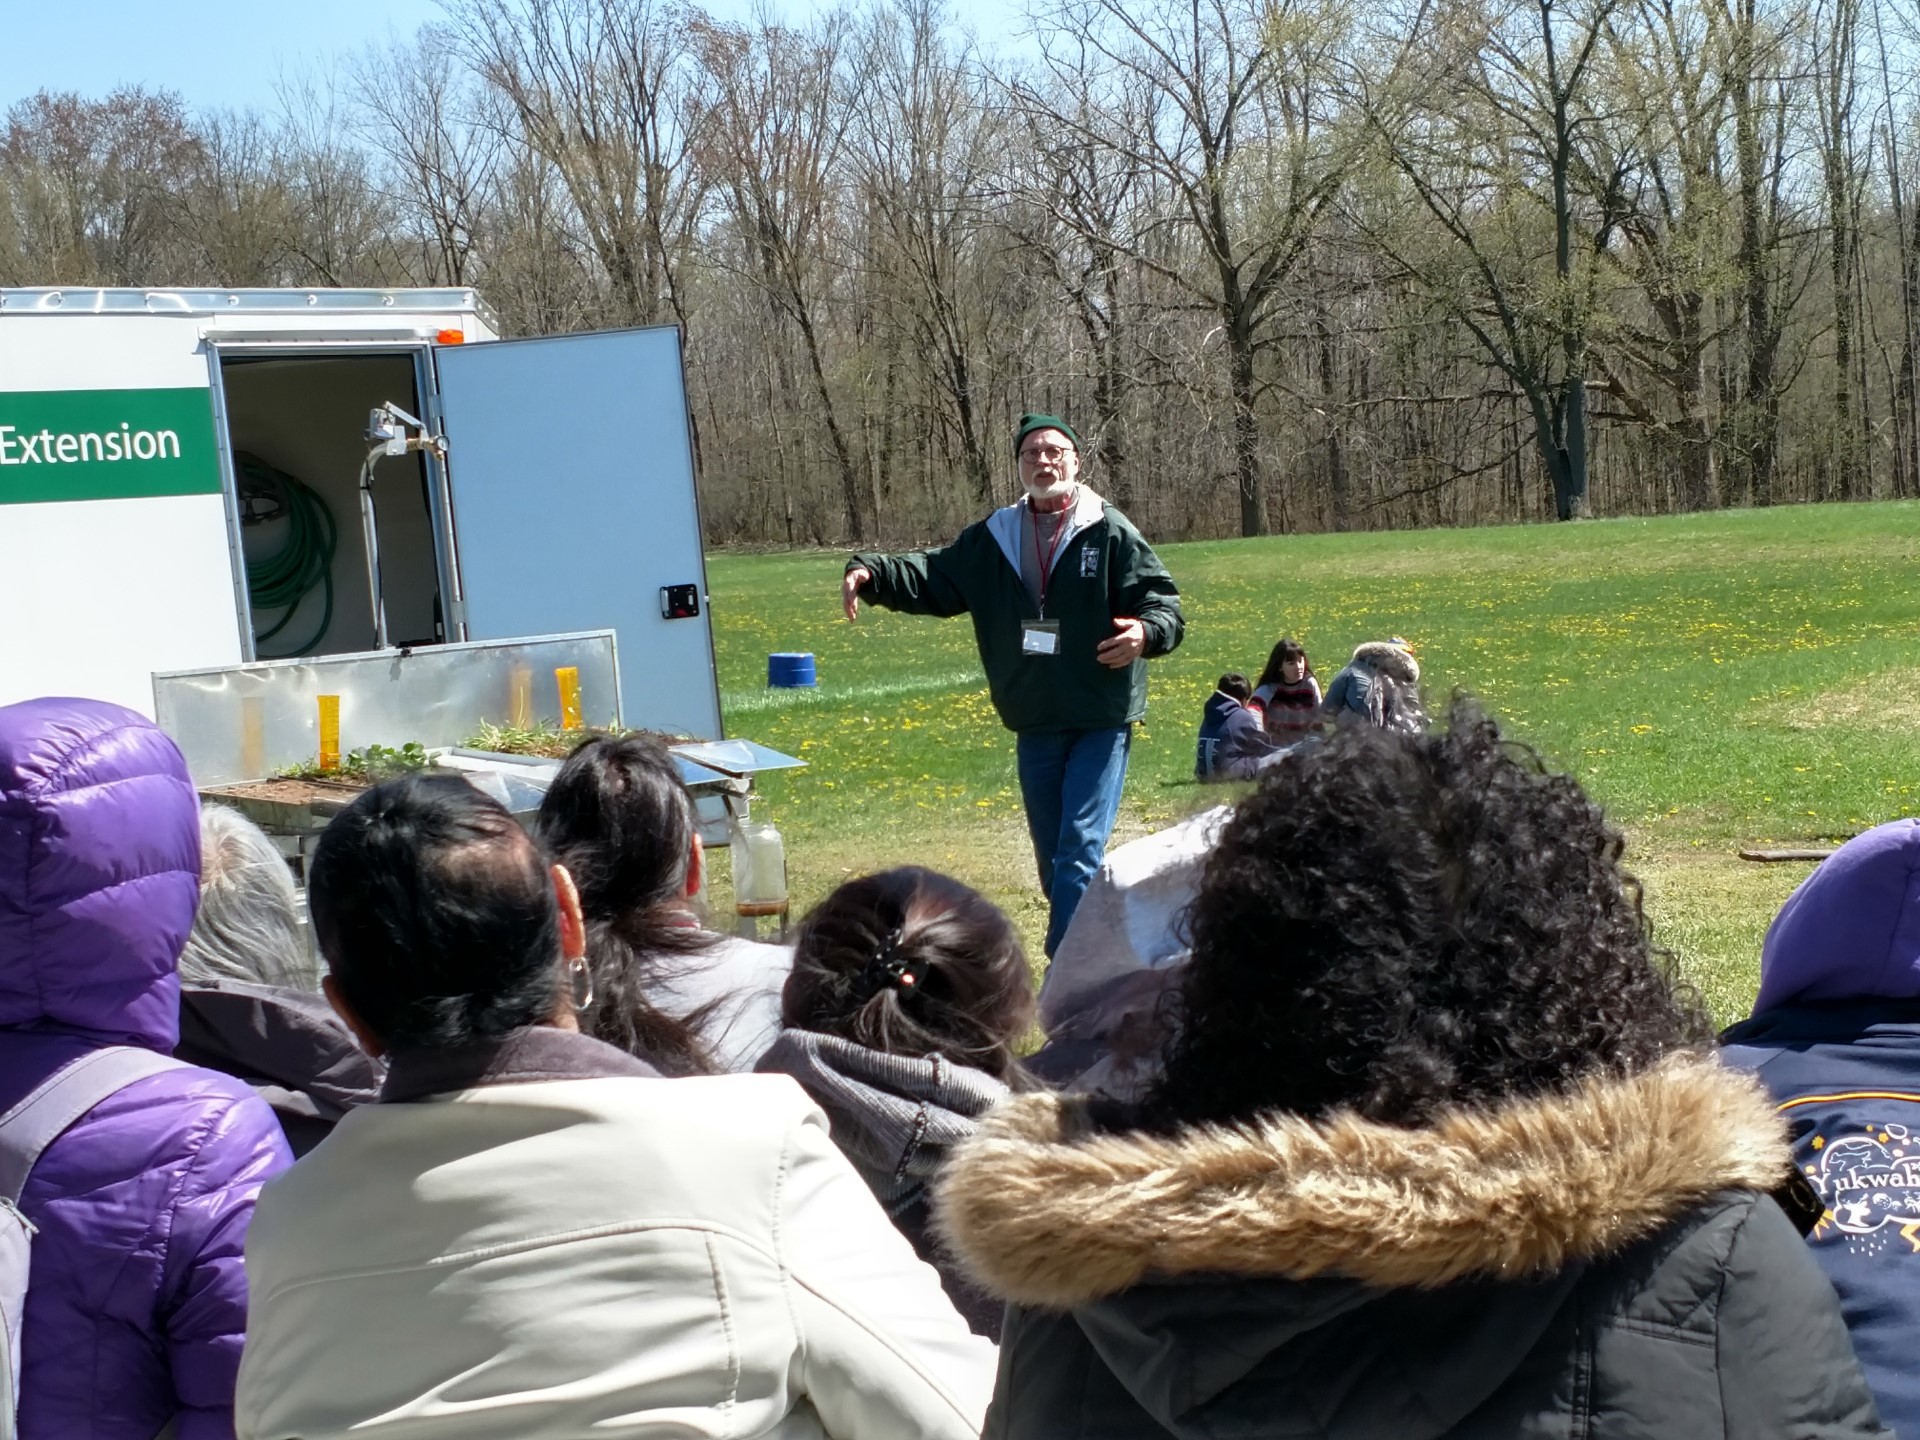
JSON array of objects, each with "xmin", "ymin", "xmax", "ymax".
[
  {"xmin": 464, "ymin": 719, "xmax": 680, "ymax": 758},
  {"xmin": 280, "ymin": 741, "xmax": 430, "ymax": 784}
]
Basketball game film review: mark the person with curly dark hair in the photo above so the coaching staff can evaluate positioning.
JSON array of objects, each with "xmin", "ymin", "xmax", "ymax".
[
  {"xmin": 934, "ymin": 700, "xmax": 1890, "ymax": 1440},
  {"xmin": 758, "ymin": 867, "xmax": 1034, "ymax": 1339}
]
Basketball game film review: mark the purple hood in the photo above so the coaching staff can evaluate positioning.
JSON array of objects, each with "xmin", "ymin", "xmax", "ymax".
[
  {"xmin": 1753, "ymin": 818, "xmax": 1920, "ymax": 1013},
  {"xmin": 0, "ymin": 695, "xmax": 199, "ymax": 1049},
  {"xmin": 0, "ymin": 697, "xmax": 291, "ymax": 1440}
]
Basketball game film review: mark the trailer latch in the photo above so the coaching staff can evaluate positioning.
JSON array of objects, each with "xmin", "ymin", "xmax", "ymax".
[{"xmin": 661, "ymin": 584, "xmax": 701, "ymax": 619}]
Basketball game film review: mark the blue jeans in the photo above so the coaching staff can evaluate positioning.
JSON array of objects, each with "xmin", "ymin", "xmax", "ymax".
[{"xmin": 1016, "ymin": 726, "xmax": 1132, "ymax": 957}]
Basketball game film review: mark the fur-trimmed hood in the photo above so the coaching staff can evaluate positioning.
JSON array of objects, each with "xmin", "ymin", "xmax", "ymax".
[
  {"xmin": 933, "ymin": 1054, "xmax": 1787, "ymax": 1310},
  {"xmin": 1349, "ymin": 639, "xmax": 1420, "ymax": 685}
]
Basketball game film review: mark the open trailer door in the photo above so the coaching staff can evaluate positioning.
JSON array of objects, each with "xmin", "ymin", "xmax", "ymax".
[{"xmin": 433, "ymin": 326, "xmax": 723, "ymax": 740}]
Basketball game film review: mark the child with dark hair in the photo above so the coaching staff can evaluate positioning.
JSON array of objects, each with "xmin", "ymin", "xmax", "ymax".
[
  {"xmin": 1250, "ymin": 638, "xmax": 1321, "ymax": 741},
  {"xmin": 758, "ymin": 867, "xmax": 1035, "ymax": 1339},
  {"xmin": 1193, "ymin": 672, "xmax": 1274, "ymax": 781}
]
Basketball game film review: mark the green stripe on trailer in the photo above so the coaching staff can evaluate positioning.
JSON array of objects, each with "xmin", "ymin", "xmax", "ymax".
[{"xmin": 0, "ymin": 387, "xmax": 222, "ymax": 504}]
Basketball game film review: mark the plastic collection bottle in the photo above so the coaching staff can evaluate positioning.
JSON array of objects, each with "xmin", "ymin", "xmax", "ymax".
[{"xmin": 731, "ymin": 816, "xmax": 789, "ymax": 932}]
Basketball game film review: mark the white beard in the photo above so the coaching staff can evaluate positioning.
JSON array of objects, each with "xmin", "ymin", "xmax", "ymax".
[{"xmin": 1024, "ymin": 477, "xmax": 1076, "ymax": 505}]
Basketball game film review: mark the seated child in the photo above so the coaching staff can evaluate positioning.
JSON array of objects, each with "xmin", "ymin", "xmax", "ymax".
[
  {"xmin": 1322, "ymin": 637, "xmax": 1427, "ymax": 733},
  {"xmin": 1194, "ymin": 672, "xmax": 1275, "ymax": 781},
  {"xmin": 1251, "ymin": 639, "xmax": 1322, "ymax": 741}
]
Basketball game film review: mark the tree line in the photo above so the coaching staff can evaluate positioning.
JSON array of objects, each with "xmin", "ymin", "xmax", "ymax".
[{"xmin": 4, "ymin": 0, "xmax": 1915, "ymax": 545}]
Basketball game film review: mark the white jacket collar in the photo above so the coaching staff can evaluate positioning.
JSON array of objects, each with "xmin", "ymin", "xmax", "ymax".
[{"xmin": 986, "ymin": 485, "xmax": 1106, "ymax": 576}]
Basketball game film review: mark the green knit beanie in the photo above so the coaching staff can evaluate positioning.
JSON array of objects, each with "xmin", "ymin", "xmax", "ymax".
[{"xmin": 1014, "ymin": 413, "xmax": 1079, "ymax": 456}]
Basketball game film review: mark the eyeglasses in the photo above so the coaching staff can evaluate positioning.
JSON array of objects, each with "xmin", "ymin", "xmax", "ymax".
[{"xmin": 1019, "ymin": 444, "xmax": 1074, "ymax": 462}]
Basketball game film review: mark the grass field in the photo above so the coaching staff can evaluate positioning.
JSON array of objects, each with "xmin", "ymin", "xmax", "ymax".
[{"xmin": 706, "ymin": 501, "xmax": 1920, "ymax": 1022}]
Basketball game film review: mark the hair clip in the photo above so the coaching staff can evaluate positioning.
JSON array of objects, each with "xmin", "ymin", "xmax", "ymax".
[{"xmin": 855, "ymin": 926, "xmax": 923, "ymax": 1001}]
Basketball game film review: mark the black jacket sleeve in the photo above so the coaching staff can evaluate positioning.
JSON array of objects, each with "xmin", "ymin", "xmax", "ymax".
[
  {"xmin": 1715, "ymin": 1197, "xmax": 1891, "ymax": 1438},
  {"xmin": 1104, "ymin": 511, "xmax": 1183, "ymax": 658},
  {"xmin": 849, "ymin": 537, "xmax": 973, "ymax": 619}
]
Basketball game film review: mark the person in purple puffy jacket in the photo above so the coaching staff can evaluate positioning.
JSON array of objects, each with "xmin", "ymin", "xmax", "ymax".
[{"xmin": 0, "ymin": 697, "xmax": 292, "ymax": 1440}]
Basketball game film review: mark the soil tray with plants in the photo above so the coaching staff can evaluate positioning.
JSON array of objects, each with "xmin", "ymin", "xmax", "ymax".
[{"xmin": 199, "ymin": 777, "xmax": 370, "ymax": 834}]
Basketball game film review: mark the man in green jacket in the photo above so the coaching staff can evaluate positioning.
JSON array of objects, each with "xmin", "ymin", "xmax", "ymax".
[{"xmin": 841, "ymin": 414, "xmax": 1184, "ymax": 957}]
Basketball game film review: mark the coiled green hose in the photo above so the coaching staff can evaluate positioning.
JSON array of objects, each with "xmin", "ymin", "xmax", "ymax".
[{"xmin": 235, "ymin": 452, "xmax": 337, "ymax": 658}]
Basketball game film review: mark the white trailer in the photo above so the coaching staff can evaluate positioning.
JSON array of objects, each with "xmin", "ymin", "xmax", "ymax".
[{"xmin": 0, "ymin": 287, "xmax": 722, "ymax": 739}]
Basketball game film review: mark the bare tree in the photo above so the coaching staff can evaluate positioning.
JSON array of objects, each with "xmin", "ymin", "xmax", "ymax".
[
  {"xmin": 1, "ymin": 88, "xmax": 203, "ymax": 284},
  {"xmin": 476, "ymin": 142, "xmax": 603, "ymax": 334},
  {"xmin": 1812, "ymin": 0, "xmax": 1868, "ymax": 499},
  {"xmin": 850, "ymin": 0, "xmax": 1004, "ymax": 507},
  {"xmin": 276, "ymin": 69, "xmax": 405, "ymax": 285},
  {"xmin": 1016, "ymin": 0, "xmax": 1364, "ymax": 534},
  {"xmin": 453, "ymin": 0, "xmax": 710, "ymax": 328},
  {"xmin": 1372, "ymin": 0, "xmax": 1632, "ymax": 520},
  {"xmin": 693, "ymin": 9, "xmax": 870, "ymax": 536},
  {"xmin": 1718, "ymin": 0, "xmax": 1804, "ymax": 504},
  {"xmin": 175, "ymin": 110, "xmax": 295, "ymax": 284},
  {"xmin": 1001, "ymin": 45, "xmax": 1157, "ymax": 511},
  {"xmin": 1586, "ymin": 0, "xmax": 1735, "ymax": 510},
  {"xmin": 351, "ymin": 27, "xmax": 502, "ymax": 286}
]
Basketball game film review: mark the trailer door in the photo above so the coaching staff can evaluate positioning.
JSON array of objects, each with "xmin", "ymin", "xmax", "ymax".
[{"xmin": 433, "ymin": 327, "xmax": 723, "ymax": 739}]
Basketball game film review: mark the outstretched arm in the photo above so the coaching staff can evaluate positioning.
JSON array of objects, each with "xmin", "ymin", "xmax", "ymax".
[{"xmin": 845, "ymin": 544, "xmax": 972, "ymax": 620}]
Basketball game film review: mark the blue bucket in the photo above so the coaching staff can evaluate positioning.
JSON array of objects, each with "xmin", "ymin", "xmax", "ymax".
[{"xmin": 768, "ymin": 652, "xmax": 818, "ymax": 688}]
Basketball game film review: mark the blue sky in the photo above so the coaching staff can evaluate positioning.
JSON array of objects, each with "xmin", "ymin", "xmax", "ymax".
[
  {"xmin": 3, "ymin": 0, "xmax": 1025, "ymax": 116},
  {"xmin": 3, "ymin": 0, "xmax": 889, "ymax": 115},
  {"xmin": 2, "ymin": 1, "xmax": 448, "ymax": 113}
]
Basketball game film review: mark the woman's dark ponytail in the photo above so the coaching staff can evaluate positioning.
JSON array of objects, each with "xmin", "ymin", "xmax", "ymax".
[
  {"xmin": 536, "ymin": 734, "xmax": 721, "ymax": 1074},
  {"xmin": 782, "ymin": 868, "xmax": 1035, "ymax": 1082}
]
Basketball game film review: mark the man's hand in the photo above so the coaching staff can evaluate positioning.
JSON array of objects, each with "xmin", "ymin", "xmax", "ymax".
[
  {"xmin": 1097, "ymin": 616, "xmax": 1147, "ymax": 668},
  {"xmin": 842, "ymin": 566, "xmax": 872, "ymax": 622}
]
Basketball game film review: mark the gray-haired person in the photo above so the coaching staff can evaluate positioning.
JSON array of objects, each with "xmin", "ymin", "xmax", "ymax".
[{"xmin": 175, "ymin": 806, "xmax": 380, "ymax": 1155}]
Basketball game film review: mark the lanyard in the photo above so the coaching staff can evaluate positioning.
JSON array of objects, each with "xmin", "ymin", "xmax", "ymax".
[{"xmin": 1030, "ymin": 491, "xmax": 1075, "ymax": 616}]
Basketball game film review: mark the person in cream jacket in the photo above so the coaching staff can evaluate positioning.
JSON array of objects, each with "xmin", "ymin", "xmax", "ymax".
[{"xmin": 236, "ymin": 774, "xmax": 994, "ymax": 1440}]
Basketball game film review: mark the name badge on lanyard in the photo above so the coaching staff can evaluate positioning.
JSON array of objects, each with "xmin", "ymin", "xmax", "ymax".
[
  {"xmin": 1022, "ymin": 619, "xmax": 1061, "ymax": 656},
  {"xmin": 1027, "ymin": 498, "xmax": 1072, "ymax": 658}
]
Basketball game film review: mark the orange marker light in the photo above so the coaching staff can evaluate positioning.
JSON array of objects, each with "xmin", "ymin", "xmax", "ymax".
[{"xmin": 436, "ymin": 328, "xmax": 465, "ymax": 345}]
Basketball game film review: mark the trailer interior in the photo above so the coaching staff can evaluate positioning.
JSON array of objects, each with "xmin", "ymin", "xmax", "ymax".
[{"xmin": 218, "ymin": 350, "xmax": 449, "ymax": 659}]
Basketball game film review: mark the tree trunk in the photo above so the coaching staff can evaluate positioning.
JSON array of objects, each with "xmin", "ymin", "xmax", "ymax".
[
  {"xmin": 1560, "ymin": 377, "xmax": 1591, "ymax": 519},
  {"xmin": 1230, "ymin": 327, "xmax": 1267, "ymax": 536},
  {"xmin": 1830, "ymin": 203, "xmax": 1855, "ymax": 501},
  {"xmin": 950, "ymin": 341, "xmax": 993, "ymax": 508},
  {"xmin": 1548, "ymin": 9, "xmax": 1590, "ymax": 522},
  {"xmin": 1678, "ymin": 323, "xmax": 1718, "ymax": 510},
  {"xmin": 1730, "ymin": 0, "xmax": 1778, "ymax": 506},
  {"xmin": 1095, "ymin": 365, "xmax": 1130, "ymax": 511},
  {"xmin": 793, "ymin": 299, "xmax": 866, "ymax": 541},
  {"xmin": 1315, "ymin": 310, "xmax": 1351, "ymax": 530}
]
